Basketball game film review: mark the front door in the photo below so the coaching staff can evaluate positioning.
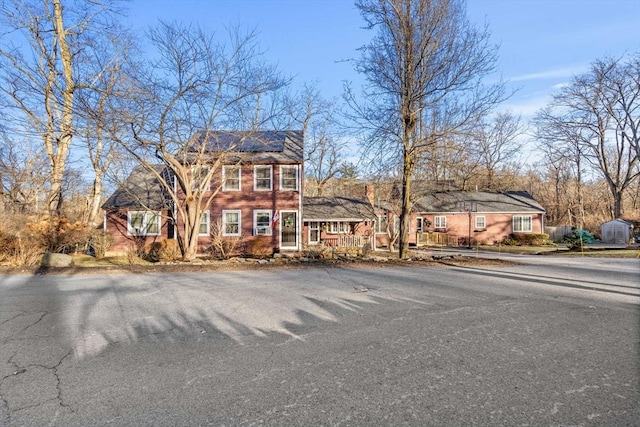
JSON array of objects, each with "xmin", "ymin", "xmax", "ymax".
[{"xmin": 280, "ymin": 211, "xmax": 298, "ymax": 250}]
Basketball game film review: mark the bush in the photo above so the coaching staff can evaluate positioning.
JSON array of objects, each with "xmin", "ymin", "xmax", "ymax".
[
  {"xmin": 146, "ymin": 239, "xmax": 181, "ymax": 262},
  {"xmin": 562, "ymin": 229, "xmax": 598, "ymax": 250},
  {"xmin": 87, "ymin": 230, "xmax": 114, "ymax": 259},
  {"xmin": 505, "ymin": 233, "xmax": 553, "ymax": 246},
  {"xmin": 26, "ymin": 216, "xmax": 89, "ymax": 254}
]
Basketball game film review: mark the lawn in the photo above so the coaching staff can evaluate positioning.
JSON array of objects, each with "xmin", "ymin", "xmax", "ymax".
[{"xmin": 477, "ymin": 245, "xmax": 640, "ymax": 258}]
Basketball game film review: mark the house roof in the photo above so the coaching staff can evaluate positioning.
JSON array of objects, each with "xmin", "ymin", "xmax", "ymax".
[
  {"xmin": 414, "ymin": 191, "xmax": 545, "ymax": 214},
  {"xmin": 303, "ymin": 197, "xmax": 376, "ymax": 222},
  {"xmin": 191, "ymin": 130, "xmax": 303, "ymax": 163},
  {"xmin": 102, "ymin": 165, "xmax": 172, "ymax": 210}
]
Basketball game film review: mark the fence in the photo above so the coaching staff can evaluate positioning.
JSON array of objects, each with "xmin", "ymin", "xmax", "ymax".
[{"xmin": 417, "ymin": 232, "xmax": 459, "ymax": 247}]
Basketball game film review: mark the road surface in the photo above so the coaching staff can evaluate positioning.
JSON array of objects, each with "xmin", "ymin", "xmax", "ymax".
[{"xmin": 1, "ymin": 256, "xmax": 638, "ymax": 426}]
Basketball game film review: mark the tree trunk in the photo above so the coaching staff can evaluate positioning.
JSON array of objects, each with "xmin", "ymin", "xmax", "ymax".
[{"xmin": 399, "ymin": 144, "xmax": 412, "ymax": 259}]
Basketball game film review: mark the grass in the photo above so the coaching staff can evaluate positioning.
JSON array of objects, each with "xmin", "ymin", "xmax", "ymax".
[
  {"xmin": 71, "ymin": 254, "xmax": 153, "ymax": 267},
  {"xmin": 476, "ymin": 245, "xmax": 640, "ymax": 258}
]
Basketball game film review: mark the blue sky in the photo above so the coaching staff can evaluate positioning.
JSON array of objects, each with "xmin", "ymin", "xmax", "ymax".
[{"xmin": 126, "ymin": 0, "xmax": 640, "ymax": 127}]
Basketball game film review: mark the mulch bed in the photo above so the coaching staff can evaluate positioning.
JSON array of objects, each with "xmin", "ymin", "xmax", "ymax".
[{"xmin": 0, "ymin": 254, "xmax": 517, "ymax": 276}]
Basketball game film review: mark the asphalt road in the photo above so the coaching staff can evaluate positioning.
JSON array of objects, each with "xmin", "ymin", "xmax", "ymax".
[{"xmin": 1, "ymin": 256, "xmax": 638, "ymax": 426}]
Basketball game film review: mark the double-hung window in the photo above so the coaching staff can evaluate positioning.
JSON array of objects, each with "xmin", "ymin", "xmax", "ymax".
[
  {"xmin": 513, "ymin": 215, "xmax": 532, "ymax": 233},
  {"xmin": 329, "ymin": 221, "xmax": 349, "ymax": 234},
  {"xmin": 128, "ymin": 211, "xmax": 161, "ymax": 236},
  {"xmin": 190, "ymin": 166, "xmax": 211, "ymax": 192},
  {"xmin": 253, "ymin": 210, "xmax": 272, "ymax": 235},
  {"xmin": 475, "ymin": 216, "xmax": 486, "ymax": 230},
  {"xmin": 254, "ymin": 165, "xmax": 272, "ymax": 191},
  {"xmin": 309, "ymin": 221, "xmax": 320, "ymax": 244},
  {"xmin": 434, "ymin": 216, "xmax": 446, "ymax": 229},
  {"xmin": 199, "ymin": 211, "xmax": 210, "ymax": 236},
  {"xmin": 222, "ymin": 166, "xmax": 241, "ymax": 191},
  {"xmin": 222, "ymin": 210, "xmax": 241, "ymax": 236},
  {"xmin": 280, "ymin": 165, "xmax": 298, "ymax": 191}
]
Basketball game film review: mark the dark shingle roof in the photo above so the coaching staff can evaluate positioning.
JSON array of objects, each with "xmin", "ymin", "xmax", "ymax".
[
  {"xmin": 102, "ymin": 165, "xmax": 172, "ymax": 210},
  {"xmin": 303, "ymin": 197, "xmax": 376, "ymax": 221},
  {"xmin": 191, "ymin": 130, "xmax": 303, "ymax": 163},
  {"xmin": 414, "ymin": 191, "xmax": 545, "ymax": 214}
]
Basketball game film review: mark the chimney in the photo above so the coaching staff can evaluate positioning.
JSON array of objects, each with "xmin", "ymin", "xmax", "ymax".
[{"xmin": 365, "ymin": 184, "xmax": 375, "ymax": 207}]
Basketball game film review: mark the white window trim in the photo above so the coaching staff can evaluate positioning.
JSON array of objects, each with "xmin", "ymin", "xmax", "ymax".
[
  {"xmin": 190, "ymin": 165, "xmax": 211, "ymax": 192},
  {"xmin": 434, "ymin": 216, "xmax": 447, "ymax": 229},
  {"xmin": 309, "ymin": 221, "xmax": 320, "ymax": 244},
  {"xmin": 127, "ymin": 211, "xmax": 161, "ymax": 236},
  {"xmin": 222, "ymin": 209, "xmax": 242, "ymax": 236},
  {"xmin": 513, "ymin": 215, "xmax": 533, "ymax": 233},
  {"xmin": 253, "ymin": 165, "xmax": 272, "ymax": 191},
  {"xmin": 253, "ymin": 209, "xmax": 273, "ymax": 236},
  {"xmin": 416, "ymin": 217, "xmax": 424, "ymax": 233},
  {"xmin": 329, "ymin": 221, "xmax": 349, "ymax": 234},
  {"xmin": 222, "ymin": 165, "xmax": 241, "ymax": 192},
  {"xmin": 279, "ymin": 165, "xmax": 299, "ymax": 191},
  {"xmin": 199, "ymin": 210, "xmax": 210, "ymax": 236},
  {"xmin": 475, "ymin": 215, "xmax": 486, "ymax": 230}
]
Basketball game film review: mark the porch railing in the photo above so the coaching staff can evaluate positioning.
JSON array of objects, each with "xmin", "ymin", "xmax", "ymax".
[
  {"xmin": 321, "ymin": 235, "xmax": 371, "ymax": 248},
  {"xmin": 417, "ymin": 232, "xmax": 458, "ymax": 247}
]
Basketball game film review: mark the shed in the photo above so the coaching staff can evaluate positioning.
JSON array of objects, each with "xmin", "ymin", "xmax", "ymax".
[{"xmin": 600, "ymin": 219, "xmax": 632, "ymax": 244}]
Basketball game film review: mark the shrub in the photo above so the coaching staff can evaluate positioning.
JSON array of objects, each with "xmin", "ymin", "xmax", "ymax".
[
  {"xmin": 506, "ymin": 233, "xmax": 553, "ymax": 246},
  {"xmin": 146, "ymin": 239, "xmax": 181, "ymax": 262},
  {"xmin": 25, "ymin": 216, "xmax": 89, "ymax": 254},
  {"xmin": 562, "ymin": 229, "xmax": 597, "ymax": 250},
  {"xmin": 87, "ymin": 230, "xmax": 114, "ymax": 259}
]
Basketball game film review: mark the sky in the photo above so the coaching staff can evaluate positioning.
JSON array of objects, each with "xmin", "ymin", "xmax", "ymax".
[{"xmin": 125, "ymin": 0, "xmax": 640, "ymax": 150}]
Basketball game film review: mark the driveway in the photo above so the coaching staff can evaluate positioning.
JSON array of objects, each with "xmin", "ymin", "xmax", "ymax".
[{"xmin": 1, "ymin": 258, "xmax": 638, "ymax": 426}]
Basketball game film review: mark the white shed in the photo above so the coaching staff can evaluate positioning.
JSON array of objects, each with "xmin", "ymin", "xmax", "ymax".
[{"xmin": 600, "ymin": 219, "xmax": 632, "ymax": 244}]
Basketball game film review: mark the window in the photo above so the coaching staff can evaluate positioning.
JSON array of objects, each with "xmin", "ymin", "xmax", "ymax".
[
  {"xmin": 329, "ymin": 221, "xmax": 349, "ymax": 234},
  {"xmin": 309, "ymin": 221, "xmax": 320, "ymax": 244},
  {"xmin": 513, "ymin": 215, "xmax": 532, "ymax": 232},
  {"xmin": 376, "ymin": 215, "xmax": 389, "ymax": 233},
  {"xmin": 199, "ymin": 211, "xmax": 210, "ymax": 236},
  {"xmin": 254, "ymin": 165, "xmax": 272, "ymax": 191},
  {"xmin": 434, "ymin": 216, "xmax": 446, "ymax": 229},
  {"xmin": 222, "ymin": 166, "xmax": 241, "ymax": 191},
  {"xmin": 416, "ymin": 217, "xmax": 424, "ymax": 233},
  {"xmin": 280, "ymin": 165, "xmax": 299, "ymax": 191},
  {"xmin": 253, "ymin": 210, "xmax": 272, "ymax": 235},
  {"xmin": 128, "ymin": 211, "xmax": 161, "ymax": 236},
  {"xmin": 475, "ymin": 216, "xmax": 486, "ymax": 230},
  {"xmin": 222, "ymin": 210, "xmax": 241, "ymax": 236},
  {"xmin": 190, "ymin": 165, "xmax": 211, "ymax": 192}
]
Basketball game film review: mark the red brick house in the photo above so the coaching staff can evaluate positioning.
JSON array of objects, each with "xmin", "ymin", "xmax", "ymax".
[
  {"xmin": 374, "ymin": 191, "xmax": 546, "ymax": 247},
  {"xmin": 102, "ymin": 130, "xmax": 304, "ymax": 256}
]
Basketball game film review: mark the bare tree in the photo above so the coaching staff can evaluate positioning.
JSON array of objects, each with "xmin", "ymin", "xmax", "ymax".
[
  {"xmin": 75, "ymin": 28, "xmax": 135, "ymax": 227},
  {"xmin": 345, "ymin": 0, "xmax": 505, "ymax": 258},
  {"xmin": 0, "ymin": 132, "xmax": 48, "ymax": 214},
  {"xmin": 289, "ymin": 84, "xmax": 347, "ymax": 196},
  {"xmin": 0, "ymin": 0, "xmax": 122, "ymax": 216},
  {"xmin": 116, "ymin": 22, "xmax": 289, "ymax": 261},
  {"xmin": 473, "ymin": 111, "xmax": 524, "ymax": 190},
  {"xmin": 535, "ymin": 54, "xmax": 640, "ymax": 219}
]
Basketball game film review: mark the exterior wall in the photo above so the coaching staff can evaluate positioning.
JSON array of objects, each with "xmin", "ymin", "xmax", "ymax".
[
  {"xmin": 373, "ymin": 211, "xmax": 545, "ymax": 248},
  {"xmin": 419, "ymin": 212, "xmax": 544, "ymax": 245},
  {"xmin": 106, "ymin": 161, "xmax": 303, "ymax": 256},
  {"xmin": 105, "ymin": 209, "xmax": 173, "ymax": 254}
]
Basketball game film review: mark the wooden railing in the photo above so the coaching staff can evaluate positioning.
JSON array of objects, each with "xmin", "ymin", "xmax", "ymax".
[
  {"xmin": 417, "ymin": 232, "xmax": 458, "ymax": 247},
  {"xmin": 321, "ymin": 235, "xmax": 371, "ymax": 248}
]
